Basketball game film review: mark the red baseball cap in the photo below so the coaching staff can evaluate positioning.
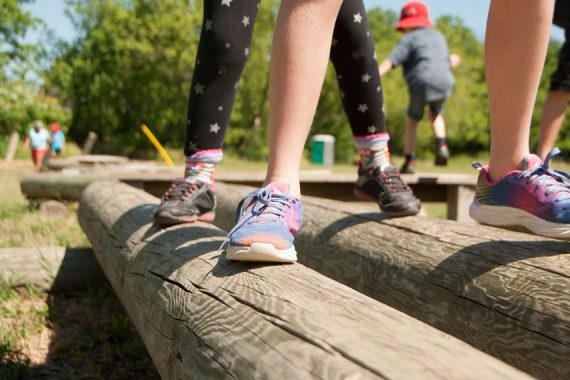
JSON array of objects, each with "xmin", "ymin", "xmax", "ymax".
[
  {"xmin": 51, "ymin": 122, "xmax": 61, "ymax": 132},
  {"xmin": 396, "ymin": 1, "xmax": 433, "ymax": 31}
]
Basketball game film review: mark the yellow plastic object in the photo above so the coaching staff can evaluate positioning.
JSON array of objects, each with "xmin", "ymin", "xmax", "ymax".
[{"xmin": 141, "ymin": 124, "xmax": 175, "ymax": 167}]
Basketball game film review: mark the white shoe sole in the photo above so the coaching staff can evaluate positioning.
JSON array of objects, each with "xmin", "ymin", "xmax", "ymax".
[
  {"xmin": 469, "ymin": 198, "xmax": 570, "ymax": 239},
  {"xmin": 226, "ymin": 243, "xmax": 297, "ymax": 263}
]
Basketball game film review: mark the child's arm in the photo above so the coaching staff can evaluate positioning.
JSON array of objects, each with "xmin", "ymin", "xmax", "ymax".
[
  {"xmin": 380, "ymin": 38, "xmax": 410, "ymax": 77},
  {"xmin": 379, "ymin": 59, "xmax": 394, "ymax": 76},
  {"xmin": 450, "ymin": 54, "xmax": 461, "ymax": 70}
]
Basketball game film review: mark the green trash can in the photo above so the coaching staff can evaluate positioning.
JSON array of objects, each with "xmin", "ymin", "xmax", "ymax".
[{"xmin": 311, "ymin": 134, "xmax": 335, "ymax": 165}]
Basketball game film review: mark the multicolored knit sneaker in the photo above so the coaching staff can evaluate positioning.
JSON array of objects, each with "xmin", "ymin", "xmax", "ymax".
[
  {"xmin": 225, "ymin": 182, "xmax": 303, "ymax": 263},
  {"xmin": 470, "ymin": 148, "xmax": 570, "ymax": 239},
  {"xmin": 153, "ymin": 179, "xmax": 216, "ymax": 225}
]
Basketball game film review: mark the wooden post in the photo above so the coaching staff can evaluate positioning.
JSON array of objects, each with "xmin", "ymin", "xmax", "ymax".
[
  {"xmin": 214, "ymin": 182, "xmax": 570, "ymax": 380},
  {"xmin": 81, "ymin": 131, "xmax": 98, "ymax": 154},
  {"xmin": 4, "ymin": 131, "xmax": 19, "ymax": 162},
  {"xmin": 0, "ymin": 247, "xmax": 104, "ymax": 290},
  {"xmin": 77, "ymin": 181, "xmax": 530, "ymax": 380},
  {"xmin": 446, "ymin": 184, "xmax": 476, "ymax": 222}
]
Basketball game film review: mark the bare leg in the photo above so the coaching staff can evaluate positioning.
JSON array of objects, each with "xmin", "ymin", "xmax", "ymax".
[
  {"xmin": 429, "ymin": 112, "xmax": 446, "ymax": 139},
  {"xmin": 404, "ymin": 118, "xmax": 419, "ymax": 156},
  {"xmin": 264, "ymin": 0, "xmax": 343, "ymax": 197},
  {"xmin": 537, "ymin": 90, "xmax": 570, "ymax": 159},
  {"xmin": 486, "ymin": 0, "xmax": 554, "ymax": 181}
]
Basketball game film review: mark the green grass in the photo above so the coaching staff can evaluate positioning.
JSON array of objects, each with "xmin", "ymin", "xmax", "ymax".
[
  {"xmin": 0, "ymin": 279, "xmax": 45, "ymax": 380},
  {"xmin": 0, "ymin": 162, "xmax": 89, "ymax": 248}
]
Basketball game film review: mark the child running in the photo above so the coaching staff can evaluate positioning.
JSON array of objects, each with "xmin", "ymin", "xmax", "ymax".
[
  {"xmin": 154, "ymin": 0, "xmax": 421, "ymax": 227},
  {"xmin": 226, "ymin": 0, "xmax": 570, "ymax": 263},
  {"xmin": 379, "ymin": 1, "xmax": 459, "ymax": 174}
]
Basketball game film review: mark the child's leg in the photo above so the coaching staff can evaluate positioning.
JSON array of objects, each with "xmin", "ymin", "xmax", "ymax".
[
  {"xmin": 155, "ymin": 0, "xmax": 260, "ymax": 226},
  {"xmin": 470, "ymin": 0, "xmax": 570, "ymax": 239},
  {"xmin": 404, "ymin": 118, "xmax": 419, "ymax": 158},
  {"xmin": 429, "ymin": 103, "xmax": 449, "ymax": 166},
  {"xmin": 429, "ymin": 112, "xmax": 446, "ymax": 141},
  {"xmin": 486, "ymin": 0, "xmax": 554, "ymax": 181},
  {"xmin": 227, "ymin": 0, "xmax": 343, "ymax": 262},
  {"xmin": 329, "ymin": 0, "xmax": 420, "ymax": 216},
  {"xmin": 537, "ymin": 90, "xmax": 570, "ymax": 159},
  {"xmin": 264, "ymin": 0, "xmax": 343, "ymax": 197},
  {"xmin": 184, "ymin": 0, "xmax": 260, "ymax": 161}
]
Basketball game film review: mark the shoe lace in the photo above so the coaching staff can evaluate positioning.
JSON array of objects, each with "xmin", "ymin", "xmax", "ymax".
[
  {"xmin": 163, "ymin": 180, "xmax": 200, "ymax": 202},
  {"xmin": 220, "ymin": 188, "xmax": 295, "ymax": 250},
  {"xmin": 517, "ymin": 148, "xmax": 570, "ymax": 203},
  {"xmin": 376, "ymin": 166, "xmax": 410, "ymax": 193}
]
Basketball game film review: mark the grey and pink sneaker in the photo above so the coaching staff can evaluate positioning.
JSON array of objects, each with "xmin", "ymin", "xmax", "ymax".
[
  {"xmin": 153, "ymin": 179, "xmax": 216, "ymax": 225},
  {"xmin": 226, "ymin": 182, "xmax": 303, "ymax": 263},
  {"xmin": 470, "ymin": 148, "xmax": 570, "ymax": 239}
]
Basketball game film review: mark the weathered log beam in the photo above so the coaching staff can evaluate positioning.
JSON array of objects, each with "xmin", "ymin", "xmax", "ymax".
[
  {"xmin": 0, "ymin": 247, "xmax": 105, "ymax": 290},
  {"xmin": 77, "ymin": 180, "xmax": 529, "ymax": 380},
  {"xmin": 214, "ymin": 182, "xmax": 570, "ymax": 380}
]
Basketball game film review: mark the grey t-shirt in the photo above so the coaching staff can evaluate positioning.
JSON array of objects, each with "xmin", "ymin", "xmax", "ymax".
[{"xmin": 389, "ymin": 28, "xmax": 455, "ymax": 101}]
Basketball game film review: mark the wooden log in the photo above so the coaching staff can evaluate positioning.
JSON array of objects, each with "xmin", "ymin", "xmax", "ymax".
[
  {"xmin": 4, "ymin": 131, "xmax": 19, "ymax": 162},
  {"xmin": 213, "ymin": 182, "xmax": 570, "ymax": 380},
  {"xmin": 21, "ymin": 173, "xmax": 108, "ymax": 200},
  {"xmin": 0, "ymin": 247, "xmax": 105, "ymax": 290},
  {"xmin": 77, "ymin": 180, "xmax": 529, "ymax": 380},
  {"xmin": 81, "ymin": 131, "xmax": 98, "ymax": 154}
]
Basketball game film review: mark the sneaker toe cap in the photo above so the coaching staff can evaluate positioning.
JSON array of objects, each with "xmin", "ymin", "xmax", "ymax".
[{"xmin": 230, "ymin": 222, "xmax": 293, "ymax": 250}]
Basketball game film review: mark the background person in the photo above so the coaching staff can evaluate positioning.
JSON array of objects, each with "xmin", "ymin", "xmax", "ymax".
[
  {"xmin": 50, "ymin": 122, "xmax": 65, "ymax": 157},
  {"xmin": 23, "ymin": 120, "xmax": 50, "ymax": 172},
  {"xmin": 379, "ymin": 1, "xmax": 459, "ymax": 174}
]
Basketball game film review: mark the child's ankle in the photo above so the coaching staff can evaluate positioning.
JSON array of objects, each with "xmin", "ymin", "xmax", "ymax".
[
  {"xmin": 263, "ymin": 177, "xmax": 301, "ymax": 198},
  {"xmin": 185, "ymin": 149, "xmax": 223, "ymax": 189},
  {"xmin": 353, "ymin": 134, "xmax": 391, "ymax": 171}
]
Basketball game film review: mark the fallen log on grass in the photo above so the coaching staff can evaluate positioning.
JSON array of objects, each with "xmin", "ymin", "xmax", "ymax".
[
  {"xmin": 0, "ymin": 247, "xmax": 104, "ymax": 290},
  {"xmin": 77, "ymin": 180, "xmax": 529, "ymax": 380},
  {"xmin": 214, "ymin": 182, "xmax": 570, "ymax": 380}
]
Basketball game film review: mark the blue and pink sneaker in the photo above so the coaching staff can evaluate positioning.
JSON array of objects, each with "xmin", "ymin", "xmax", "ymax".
[
  {"xmin": 470, "ymin": 148, "xmax": 570, "ymax": 239},
  {"xmin": 225, "ymin": 182, "xmax": 303, "ymax": 262}
]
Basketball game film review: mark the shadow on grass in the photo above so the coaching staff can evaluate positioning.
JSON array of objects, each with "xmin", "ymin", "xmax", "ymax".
[{"xmin": 23, "ymin": 282, "xmax": 159, "ymax": 380}]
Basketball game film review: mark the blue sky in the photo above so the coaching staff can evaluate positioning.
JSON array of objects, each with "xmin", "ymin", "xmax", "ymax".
[{"xmin": 23, "ymin": 0, "xmax": 565, "ymax": 44}]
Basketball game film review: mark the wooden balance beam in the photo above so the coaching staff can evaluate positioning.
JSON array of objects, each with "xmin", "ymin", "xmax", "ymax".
[
  {"xmin": 77, "ymin": 180, "xmax": 529, "ymax": 380},
  {"xmin": 213, "ymin": 183, "xmax": 570, "ymax": 380},
  {"xmin": 21, "ymin": 170, "xmax": 476, "ymax": 222},
  {"xmin": 0, "ymin": 247, "xmax": 104, "ymax": 290}
]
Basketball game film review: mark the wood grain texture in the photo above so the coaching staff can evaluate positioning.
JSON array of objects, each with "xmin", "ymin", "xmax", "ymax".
[
  {"xmin": 77, "ymin": 180, "xmax": 529, "ymax": 380},
  {"xmin": 213, "ymin": 183, "xmax": 570, "ymax": 380},
  {"xmin": 0, "ymin": 247, "xmax": 104, "ymax": 289}
]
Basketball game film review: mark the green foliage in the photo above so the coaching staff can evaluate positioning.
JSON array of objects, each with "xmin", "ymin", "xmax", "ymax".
[
  {"xmin": 0, "ymin": 0, "xmax": 42, "ymax": 80},
  {"xmin": 41, "ymin": 3, "xmax": 566, "ymax": 161},
  {"xmin": 0, "ymin": 80, "xmax": 70, "ymax": 135}
]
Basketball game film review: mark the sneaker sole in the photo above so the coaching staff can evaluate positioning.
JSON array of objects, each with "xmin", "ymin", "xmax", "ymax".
[
  {"xmin": 226, "ymin": 243, "xmax": 297, "ymax": 263},
  {"xmin": 469, "ymin": 198, "xmax": 570, "ymax": 239},
  {"xmin": 154, "ymin": 211, "xmax": 215, "ymax": 226},
  {"xmin": 353, "ymin": 188, "xmax": 421, "ymax": 217}
]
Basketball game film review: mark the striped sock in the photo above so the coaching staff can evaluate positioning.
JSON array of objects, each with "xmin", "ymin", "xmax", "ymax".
[
  {"xmin": 185, "ymin": 149, "xmax": 223, "ymax": 189},
  {"xmin": 353, "ymin": 132, "xmax": 391, "ymax": 171}
]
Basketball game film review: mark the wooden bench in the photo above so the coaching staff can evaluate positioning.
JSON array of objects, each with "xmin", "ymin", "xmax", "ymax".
[
  {"xmin": 78, "ymin": 180, "xmax": 530, "ymax": 380},
  {"xmin": 21, "ymin": 169, "xmax": 476, "ymax": 222}
]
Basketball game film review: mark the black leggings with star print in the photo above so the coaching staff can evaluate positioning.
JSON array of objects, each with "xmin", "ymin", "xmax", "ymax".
[{"xmin": 184, "ymin": 0, "xmax": 386, "ymax": 156}]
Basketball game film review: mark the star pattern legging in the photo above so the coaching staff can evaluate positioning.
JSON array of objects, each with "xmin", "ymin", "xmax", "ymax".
[{"xmin": 185, "ymin": 0, "xmax": 387, "ymax": 156}]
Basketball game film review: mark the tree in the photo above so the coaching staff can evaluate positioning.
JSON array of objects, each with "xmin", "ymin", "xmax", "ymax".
[{"xmin": 0, "ymin": 0, "xmax": 42, "ymax": 79}]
